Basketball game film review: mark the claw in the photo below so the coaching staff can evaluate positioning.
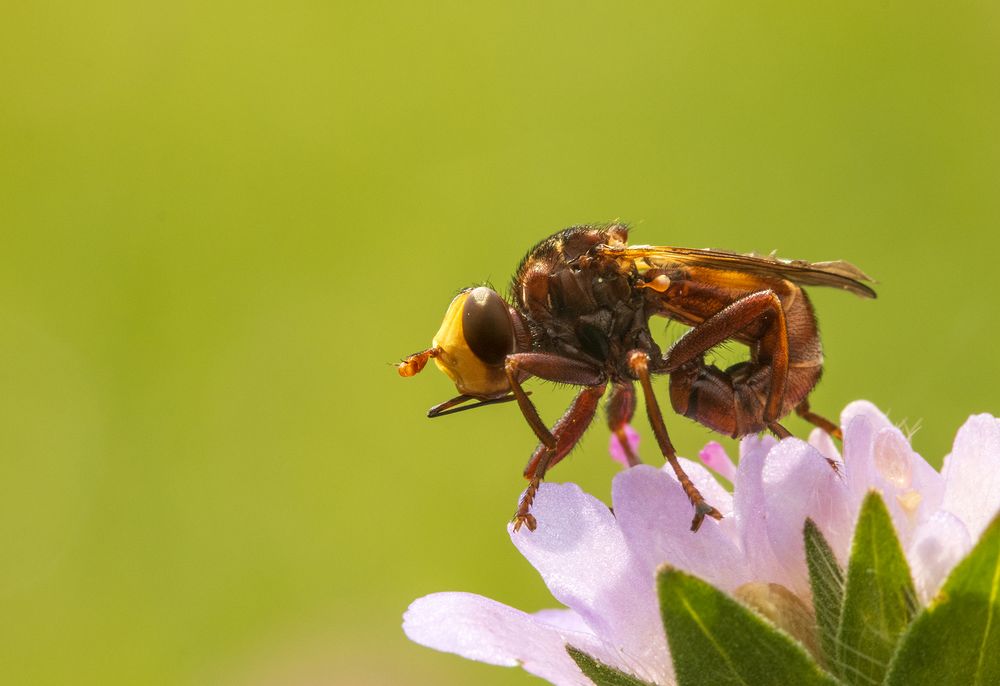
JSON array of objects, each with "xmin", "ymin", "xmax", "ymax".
[
  {"xmin": 690, "ymin": 501, "xmax": 723, "ymax": 532},
  {"xmin": 512, "ymin": 513, "xmax": 537, "ymax": 532}
]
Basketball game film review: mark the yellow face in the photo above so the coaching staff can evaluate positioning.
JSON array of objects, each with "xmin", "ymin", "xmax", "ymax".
[{"xmin": 431, "ymin": 287, "xmax": 514, "ymax": 398}]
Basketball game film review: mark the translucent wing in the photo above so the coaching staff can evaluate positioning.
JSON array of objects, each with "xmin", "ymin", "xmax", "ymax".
[{"xmin": 598, "ymin": 244, "xmax": 877, "ymax": 298}]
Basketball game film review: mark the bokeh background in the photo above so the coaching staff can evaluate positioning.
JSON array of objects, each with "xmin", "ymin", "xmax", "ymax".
[{"xmin": 2, "ymin": 2, "xmax": 998, "ymax": 685}]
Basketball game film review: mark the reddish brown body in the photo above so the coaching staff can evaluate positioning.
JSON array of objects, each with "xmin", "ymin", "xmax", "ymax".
[
  {"xmin": 656, "ymin": 268, "xmax": 823, "ymax": 437},
  {"xmin": 400, "ymin": 223, "xmax": 874, "ymax": 531}
]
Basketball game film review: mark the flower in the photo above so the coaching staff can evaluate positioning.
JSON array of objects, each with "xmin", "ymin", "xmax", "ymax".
[{"xmin": 403, "ymin": 402, "xmax": 1000, "ymax": 685}]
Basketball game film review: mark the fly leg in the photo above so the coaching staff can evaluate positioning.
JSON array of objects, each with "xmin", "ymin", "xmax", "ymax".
[
  {"xmin": 795, "ymin": 399, "xmax": 843, "ymax": 441},
  {"xmin": 505, "ymin": 354, "xmax": 606, "ymax": 531},
  {"xmin": 607, "ymin": 381, "xmax": 642, "ymax": 466},
  {"xmin": 628, "ymin": 350, "xmax": 722, "ymax": 532},
  {"xmin": 522, "ymin": 385, "xmax": 606, "ymax": 481},
  {"xmin": 514, "ymin": 386, "xmax": 605, "ymax": 530},
  {"xmin": 663, "ymin": 290, "xmax": 792, "ymax": 439}
]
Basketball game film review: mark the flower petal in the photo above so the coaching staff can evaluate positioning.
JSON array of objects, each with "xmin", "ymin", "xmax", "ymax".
[
  {"xmin": 941, "ymin": 413, "xmax": 1000, "ymax": 541},
  {"xmin": 533, "ymin": 608, "xmax": 593, "ymax": 635},
  {"xmin": 808, "ymin": 428, "xmax": 841, "ymax": 466},
  {"xmin": 907, "ymin": 510, "xmax": 972, "ymax": 604},
  {"xmin": 665, "ymin": 457, "xmax": 735, "ymax": 519},
  {"xmin": 699, "ymin": 441, "xmax": 737, "ymax": 482},
  {"xmin": 509, "ymin": 482, "xmax": 671, "ymax": 683},
  {"xmin": 841, "ymin": 401, "xmax": 893, "ymax": 505},
  {"xmin": 760, "ymin": 438, "xmax": 850, "ymax": 596},
  {"xmin": 841, "ymin": 400, "xmax": 894, "ymax": 438},
  {"xmin": 841, "ymin": 402, "xmax": 940, "ymax": 548},
  {"xmin": 616, "ymin": 464, "xmax": 746, "ymax": 591},
  {"xmin": 733, "ymin": 434, "xmax": 784, "ymax": 583},
  {"xmin": 404, "ymin": 592, "xmax": 597, "ymax": 686},
  {"xmin": 873, "ymin": 426, "xmax": 943, "ymax": 538},
  {"xmin": 740, "ymin": 433, "xmax": 779, "ymax": 462}
]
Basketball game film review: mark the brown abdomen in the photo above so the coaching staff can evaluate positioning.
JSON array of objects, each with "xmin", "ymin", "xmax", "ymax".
[{"xmin": 656, "ymin": 271, "xmax": 822, "ymax": 436}]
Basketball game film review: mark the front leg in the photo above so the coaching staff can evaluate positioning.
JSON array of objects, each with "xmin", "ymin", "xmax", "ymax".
[
  {"xmin": 505, "ymin": 355, "xmax": 605, "ymax": 531},
  {"xmin": 522, "ymin": 385, "xmax": 607, "ymax": 481}
]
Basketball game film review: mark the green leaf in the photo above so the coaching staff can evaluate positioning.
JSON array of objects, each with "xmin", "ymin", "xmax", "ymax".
[
  {"xmin": 566, "ymin": 645, "xmax": 656, "ymax": 686},
  {"xmin": 836, "ymin": 491, "xmax": 917, "ymax": 686},
  {"xmin": 884, "ymin": 512, "xmax": 1000, "ymax": 686},
  {"xmin": 657, "ymin": 566, "xmax": 839, "ymax": 686},
  {"xmin": 804, "ymin": 518, "xmax": 845, "ymax": 670}
]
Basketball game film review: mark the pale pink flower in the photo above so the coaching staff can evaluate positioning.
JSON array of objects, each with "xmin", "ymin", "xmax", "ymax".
[{"xmin": 403, "ymin": 402, "xmax": 1000, "ymax": 685}]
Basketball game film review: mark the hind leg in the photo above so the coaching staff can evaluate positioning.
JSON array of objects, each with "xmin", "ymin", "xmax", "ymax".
[
  {"xmin": 662, "ymin": 290, "xmax": 791, "ymax": 437},
  {"xmin": 795, "ymin": 399, "xmax": 843, "ymax": 440}
]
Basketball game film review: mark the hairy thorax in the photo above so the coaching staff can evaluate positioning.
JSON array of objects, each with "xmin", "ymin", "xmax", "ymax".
[{"xmin": 512, "ymin": 226, "xmax": 662, "ymax": 381}]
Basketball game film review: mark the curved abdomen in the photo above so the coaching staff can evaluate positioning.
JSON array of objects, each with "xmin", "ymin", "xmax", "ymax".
[{"xmin": 655, "ymin": 275, "xmax": 822, "ymax": 437}]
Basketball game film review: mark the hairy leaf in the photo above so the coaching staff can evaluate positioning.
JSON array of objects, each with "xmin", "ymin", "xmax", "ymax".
[
  {"xmin": 836, "ymin": 491, "xmax": 917, "ymax": 685},
  {"xmin": 566, "ymin": 646, "xmax": 656, "ymax": 686},
  {"xmin": 804, "ymin": 518, "xmax": 845, "ymax": 670},
  {"xmin": 884, "ymin": 512, "xmax": 1000, "ymax": 686},
  {"xmin": 657, "ymin": 566, "xmax": 838, "ymax": 686}
]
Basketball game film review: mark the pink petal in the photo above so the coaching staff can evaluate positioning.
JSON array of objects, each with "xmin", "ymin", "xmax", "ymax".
[
  {"xmin": 404, "ymin": 593, "xmax": 599, "ymax": 686},
  {"xmin": 699, "ymin": 441, "xmax": 737, "ymax": 482},
  {"xmin": 533, "ymin": 608, "xmax": 593, "ymax": 635},
  {"xmin": 841, "ymin": 401, "xmax": 893, "ymax": 503},
  {"xmin": 808, "ymin": 428, "xmax": 842, "ymax": 466},
  {"xmin": 665, "ymin": 457, "xmax": 735, "ymax": 519},
  {"xmin": 509, "ymin": 482, "xmax": 671, "ymax": 683},
  {"xmin": 733, "ymin": 434, "xmax": 785, "ymax": 584},
  {"xmin": 841, "ymin": 400, "xmax": 894, "ymax": 438},
  {"xmin": 907, "ymin": 510, "xmax": 972, "ymax": 604},
  {"xmin": 941, "ymin": 414, "xmax": 1000, "ymax": 541},
  {"xmin": 608, "ymin": 424, "xmax": 640, "ymax": 467},
  {"xmin": 763, "ymin": 440, "xmax": 851, "ymax": 590},
  {"xmin": 873, "ymin": 426, "xmax": 943, "ymax": 537},
  {"xmin": 740, "ymin": 438, "xmax": 851, "ymax": 596},
  {"xmin": 908, "ymin": 446, "xmax": 944, "ymax": 520},
  {"xmin": 841, "ymin": 403, "xmax": 936, "ymax": 548},
  {"xmin": 615, "ymin": 465, "xmax": 747, "ymax": 592},
  {"xmin": 740, "ymin": 433, "xmax": 778, "ymax": 462}
]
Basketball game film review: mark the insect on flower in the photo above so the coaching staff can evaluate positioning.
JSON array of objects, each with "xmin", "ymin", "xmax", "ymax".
[{"xmin": 398, "ymin": 224, "xmax": 875, "ymax": 532}]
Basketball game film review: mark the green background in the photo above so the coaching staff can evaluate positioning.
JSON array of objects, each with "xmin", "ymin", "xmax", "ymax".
[{"xmin": 1, "ymin": 2, "xmax": 997, "ymax": 685}]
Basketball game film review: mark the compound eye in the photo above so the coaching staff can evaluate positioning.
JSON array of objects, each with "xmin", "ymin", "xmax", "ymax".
[{"xmin": 462, "ymin": 287, "xmax": 514, "ymax": 365}]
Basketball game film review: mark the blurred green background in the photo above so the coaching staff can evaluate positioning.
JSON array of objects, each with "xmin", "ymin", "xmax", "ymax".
[{"xmin": 1, "ymin": 2, "xmax": 997, "ymax": 685}]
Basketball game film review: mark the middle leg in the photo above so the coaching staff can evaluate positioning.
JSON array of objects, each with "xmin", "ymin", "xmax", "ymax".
[{"xmin": 629, "ymin": 350, "xmax": 722, "ymax": 532}]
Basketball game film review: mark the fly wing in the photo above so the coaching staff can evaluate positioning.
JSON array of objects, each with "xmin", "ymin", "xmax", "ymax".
[{"xmin": 599, "ymin": 245, "xmax": 877, "ymax": 298}]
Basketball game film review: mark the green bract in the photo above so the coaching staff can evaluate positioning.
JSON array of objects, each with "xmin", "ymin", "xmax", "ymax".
[
  {"xmin": 567, "ymin": 646, "xmax": 657, "ymax": 686},
  {"xmin": 568, "ymin": 492, "xmax": 1000, "ymax": 686},
  {"xmin": 836, "ymin": 491, "xmax": 917, "ymax": 685},
  {"xmin": 884, "ymin": 513, "xmax": 1000, "ymax": 686}
]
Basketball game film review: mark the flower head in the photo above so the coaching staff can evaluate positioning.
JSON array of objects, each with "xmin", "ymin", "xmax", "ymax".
[{"xmin": 403, "ymin": 402, "xmax": 1000, "ymax": 685}]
